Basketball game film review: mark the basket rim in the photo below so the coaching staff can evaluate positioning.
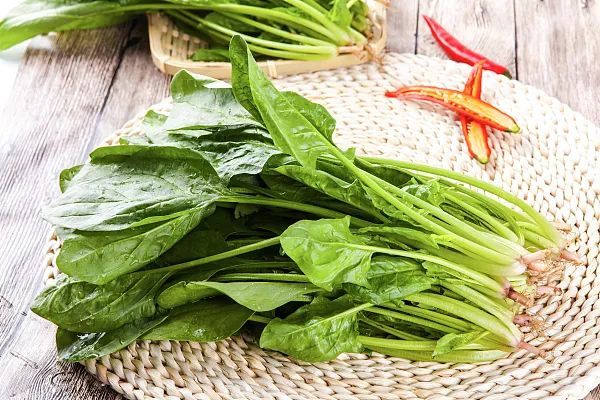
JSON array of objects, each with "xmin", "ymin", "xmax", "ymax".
[{"xmin": 146, "ymin": 0, "xmax": 387, "ymax": 77}]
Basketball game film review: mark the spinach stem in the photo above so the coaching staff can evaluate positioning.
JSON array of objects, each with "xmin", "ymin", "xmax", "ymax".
[
  {"xmin": 352, "ymin": 244, "xmax": 505, "ymax": 293},
  {"xmin": 364, "ymin": 347, "xmax": 509, "ymax": 363},
  {"xmin": 279, "ymin": 0, "xmax": 351, "ymax": 44},
  {"xmin": 359, "ymin": 315, "xmax": 426, "ymax": 341},
  {"xmin": 386, "ymin": 303, "xmax": 477, "ymax": 331},
  {"xmin": 366, "ymin": 307, "xmax": 459, "ymax": 334},
  {"xmin": 318, "ymin": 143, "xmax": 517, "ymax": 265},
  {"xmin": 215, "ymin": 273, "xmax": 311, "ymax": 283},
  {"xmin": 368, "ymin": 174, "xmax": 526, "ymax": 260},
  {"xmin": 218, "ymin": 195, "xmax": 371, "ymax": 227},
  {"xmin": 358, "ymin": 336, "xmax": 438, "ymax": 351},
  {"xmin": 362, "ymin": 157, "xmax": 561, "ymax": 245},
  {"xmin": 248, "ymin": 315, "xmax": 272, "ymax": 324},
  {"xmin": 219, "ymin": 12, "xmax": 334, "ymax": 47},
  {"xmin": 405, "ymin": 293, "xmax": 519, "ymax": 346},
  {"xmin": 185, "ymin": 12, "xmax": 338, "ymax": 55},
  {"xmin": 151, "ymin": 237, "xmax": 281, "ymax": 274}
]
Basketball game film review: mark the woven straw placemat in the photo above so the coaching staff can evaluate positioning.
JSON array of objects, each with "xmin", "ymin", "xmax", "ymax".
[{"xmin": 42, "ymin": 53, "xmax": 600, "ymax": 400}]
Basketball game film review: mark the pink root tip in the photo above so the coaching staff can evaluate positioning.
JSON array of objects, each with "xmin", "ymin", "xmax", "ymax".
[
  {"xmin": 560, "ymin": 249, "xmax": 584, "ymax": 264},
  {"xmin": 513, "ymin": 314, "xmax": 532, "ymax": 326},
  {"xmin": 518, "ymin": 341, "xmax": 543, "ymax": 356},
  {"xmin": 521, "ymin": 250, "xmax": 547, "ymax": 265},
  {"xmin": 507, "ymin": 288, "xmax": 532, "ymax": 306}
]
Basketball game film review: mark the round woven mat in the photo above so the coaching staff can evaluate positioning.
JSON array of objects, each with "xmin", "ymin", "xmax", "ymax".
[{"xmin": 43, "ymin": 53, "xmax": 600, "ymax": 400}]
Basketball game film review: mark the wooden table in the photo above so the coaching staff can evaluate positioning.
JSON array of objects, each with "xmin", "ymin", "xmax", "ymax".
[{"xmin": 0, "ymin": 1, "xmax": 598, "ymax": 399}]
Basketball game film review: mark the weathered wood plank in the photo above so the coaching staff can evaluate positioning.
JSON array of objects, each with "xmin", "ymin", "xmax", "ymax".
[
  {"xmin": 0, "ymin": 25, "xmax": 133, "ymax": 400},
  {"xmin": 515, "ymin": 0, "xmax": 600, "ymax": 125},
  {"xmin": 386, "ymin": 0, "xmax": 419, "ymax": 53},
  {"xmin": 416, "ymin": 0, "xmax": 516, "ymax": 76},
  {"xmin": 92, "ymin": 18, "xmax": 171, "ymax": 151}
]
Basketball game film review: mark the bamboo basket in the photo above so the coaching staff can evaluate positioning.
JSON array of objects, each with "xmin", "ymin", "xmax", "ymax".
[{"xmin": 147, "ymin": 2, "xmax": 387, "ymax": 78}]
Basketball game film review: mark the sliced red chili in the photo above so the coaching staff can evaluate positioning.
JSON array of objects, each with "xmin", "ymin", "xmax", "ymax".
[
  {"xmin": 461, "ymin": 61, "xmax": 491, "ymax": 164},
  {"xmin": 385, "ymin": 86, "xmax": 520, "ymax": 133},
  {"xmin": 423, "ymin": 15, "xmax": 512, "ymax": 78},
  {"xmin": 464, "ymin": 60, "xmax": 485, "ymax": 98},
  {"xmin": 461, "ymin": 116, "xmax": 491, "ymax": 164}
]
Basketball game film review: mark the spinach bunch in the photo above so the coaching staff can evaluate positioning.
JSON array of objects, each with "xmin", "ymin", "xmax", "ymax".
[
  {"xmin": 33, "ymin": 36, "xmax": 562, "ymax": 364},
  {"xmin": 0, "ymin": 0, "xmax": 371, "ymax": 61}
]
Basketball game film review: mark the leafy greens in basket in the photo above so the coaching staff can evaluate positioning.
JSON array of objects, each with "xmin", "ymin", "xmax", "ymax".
[
  {"xmin": 33, "ymin": 36, "xmax": 576, "ymax": 364},
  {"xmin": 0, "ymin": 0, "xmax": 371, "ymax": 61}
]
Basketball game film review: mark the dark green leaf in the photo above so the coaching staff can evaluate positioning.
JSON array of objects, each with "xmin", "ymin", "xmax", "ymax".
[
  {"xmin": 229, "ymin": 36, "xmax": 334, "ymax": 169},
  {"xmin": 281, "ymin": 91, "xmax": 335, "ymax": 141},
  {"xmin": 164, "ymin": 70, "xmax": 262, "ymax": 131},
  {"xmin": 158, "ymin": 281, "xmax": 318, "ymax": 310},
  {"xmin": 260, "ymin": 296, "xmax": 363, "ymax": 362},
  {"xmin": 280, "ymin": 217, "xmax": 372, "ymax": 290},
  {"xmin": 31, "ymin": 271, "xmax": 169, "ymax": 332},
  {"xmin": 56, "ymin": 314, "xmax": 167, "ymax": 362},
  {"xmin": 274, "ymin": 164, "xmax": 381, "ymax": 218},
  {"xmin": 343, "ymin": 257, "xmax": 432, "ymax": 305},
  {"xmin": 55, "ymin": 206, "xmax": 213, "ymax": 284},
  {"xmin": 42, "ymin": 145, "xmax": 227, "ymax": 231},
  {"xmin": 0, "ymin": 0, "xmax": 145, "ymax": 51},
  {"xmin": 143, "ymin": 298, "xmax": 254, "ymax": 341}
]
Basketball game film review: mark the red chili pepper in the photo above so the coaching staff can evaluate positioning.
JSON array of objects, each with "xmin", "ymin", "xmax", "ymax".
[
  {"xmin": 386, "ymin": 86, "xmax": 520, "ymax": 133},
  {"xmin": 423, "ymin": 15, "xmax": 512, "ymax": 78},
  {"xmin": 461, "ymin": 61, "xmax": 491, "ymax": 163}
]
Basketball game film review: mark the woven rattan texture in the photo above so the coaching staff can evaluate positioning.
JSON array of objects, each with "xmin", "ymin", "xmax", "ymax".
[{"xmin": 42, "ymin": 53, "xmax": 600, "ymax": 400}]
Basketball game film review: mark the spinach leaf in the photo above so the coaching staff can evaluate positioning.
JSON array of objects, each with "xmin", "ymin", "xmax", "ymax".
[
  {"xmin": 343, "ymin": 257, "xmax": 432, "ymax": 305},
  {"xmin": 163, "ymin": 70, "xmax": 262, "ymax": 131},
  {"xmin": 157, "ymin": 281, "xmax": 318, "ymax": 310},
  {"xmin": 42, "ymin": 145, "xmax": 227, "ymax": 231},
  {"xmin": 32, "ymin": 271, "xmax": 169, "ymax": 332},
  {"xmin": 138, "ymin": 75, "xmax": 281, "ymax": 184},
  {"xmin": 149, "ymin": 228, "xmax": 229, "ymax": 268},
  {"xmin": 260, "ymin": 296, "xmax": 364, "ymax": 362},
  {"xmin": 281, "ymin": 91, "xmax": 335, "ymax": 141},
  {"xmin": 328, "ymin": 0, "xmax": 351, "ymax": 28},
  {"xmin": 274, "ymin": 164, "xmax": 381, "ymax": 218},
  {"xmin": 230, "ymin": 36, "xmax": 334, "ymax": 169},
  {"xmin": 280, "ymin": 217, "xmax": 372, "ymax": 290},
  {"xmin": 59, "ymin": 165, "xmax": 82, "ymax": 193},
  {"xmin": 56, "ymin": 314, "xmax": 167, "ymax": 362},
  {"xmin": 0, "ymin": 0, "xmax": 146, "ymax": 51},
  {"xmin": 143, "ymin": 298, "xmax": 254, "ymax": 341},
  {"xmin": 55, "ymin": 207, "xmax": 213, "ymax": 284}
]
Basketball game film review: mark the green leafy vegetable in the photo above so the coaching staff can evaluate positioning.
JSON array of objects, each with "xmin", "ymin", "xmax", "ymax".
[
  {"xmin": 143, "ymin": 298, "xmax": 254, "ymax": 341},
  {"xmin": 280, "ymin": 217, "xmax": 372, "ymax": 290},
  {"xmin": 32, "ymin": 271, "xmax": 169, "ymax": 332},
  {"xmin": 260, "ymin": 296, "xmax": 367, "ymax": 362},
  {"xmin": 158, "ymin": 280, "xmax": 318, "ymax": 310},
  {"xmin": 33, "ymin": 37, "xmax": 563, "ymax": 364}
]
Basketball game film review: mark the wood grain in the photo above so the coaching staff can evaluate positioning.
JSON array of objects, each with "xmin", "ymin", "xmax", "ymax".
[
  {"xmin": 0, "ymin": 25, "xmax": 133, "ymax": 400},
  {"xmin": 416, "ymin": 0, "xmax": 516, "ymax": 76},
  {"xmin": 92, "ymin": 18, "xmax": 171, "ymax": 152},
  {"xmin": 515, "ymin": 0, "xmax": 600, "ymax": 125},
  {"xmin": 386, "ymin": 0, "xmax": 419, "ymax": 53}
]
